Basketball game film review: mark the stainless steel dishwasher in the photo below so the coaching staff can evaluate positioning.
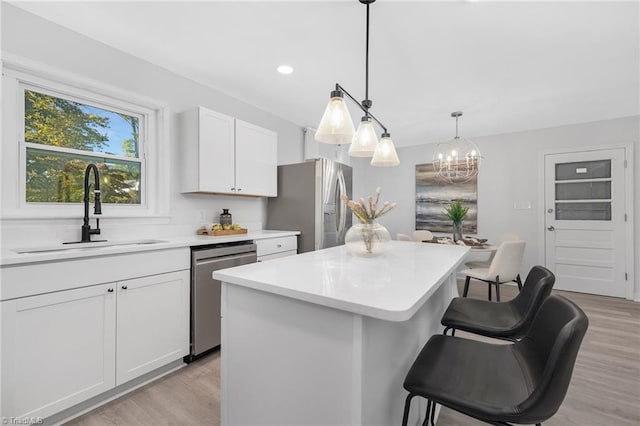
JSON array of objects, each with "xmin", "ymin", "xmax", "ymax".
[{"xmin": 187, "ymin": 241, "xmax": 257, "ymax": 361}]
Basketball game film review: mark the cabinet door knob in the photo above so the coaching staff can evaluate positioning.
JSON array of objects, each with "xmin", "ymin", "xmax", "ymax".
[
  {"xmin": 276, "ymin": 244, "xmax": 282, "ymax": 248},
  {"xmin": 237, "ymin": 188, "xmax": 242, "ymax": 191},
  {"xmin": 231, "ymin": 187, "xmax": 235, "ymax": 191},
  {"xmin": 107, "ymin": 288, "xmax": 114, "ymax": 293},
  {"xmin": 121, "ymin": 285, "xmax": 128, "ymax": 290}
]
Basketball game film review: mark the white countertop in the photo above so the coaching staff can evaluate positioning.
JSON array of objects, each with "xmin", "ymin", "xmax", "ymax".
[
  {"xmin": 214, "ymin": 241, "xmax": 470, "ymax": 322},
  {"xmin": 0, "ymin": 230, "xmax": 299, "ymax": 266}
]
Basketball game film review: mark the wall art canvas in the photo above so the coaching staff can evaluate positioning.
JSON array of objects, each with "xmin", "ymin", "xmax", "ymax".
[{"xmin": 415, "ymin": 163, "xmax": 478, "ymax": 234}]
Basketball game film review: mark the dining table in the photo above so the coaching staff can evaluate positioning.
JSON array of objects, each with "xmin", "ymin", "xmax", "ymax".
[{"xmin": 422, "ymin": 237, "xmax": 498, "ymax": 262}]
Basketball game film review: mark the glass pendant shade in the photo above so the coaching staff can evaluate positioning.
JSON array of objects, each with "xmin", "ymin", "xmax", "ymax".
[
  {"xmin": 314, "ymin": 93, "xmax": 355, "ymax": 144},
  {"xmin": 349, "ymin": 117, "xmax": 379, "ymax": 157},
  {"xmin": 370, "ymin": 134, "xmax": 400, "ymax": 167}
]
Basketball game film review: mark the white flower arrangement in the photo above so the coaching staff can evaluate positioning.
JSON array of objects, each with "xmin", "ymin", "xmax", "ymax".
[{"xmin": 341, "ymin": 187, "xmax": 397, "ymax": 224}]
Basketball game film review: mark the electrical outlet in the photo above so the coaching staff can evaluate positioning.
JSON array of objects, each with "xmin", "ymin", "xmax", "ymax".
[{"xmin": 197, "ymin": 210, "xmax": 206, "ymax": 223}]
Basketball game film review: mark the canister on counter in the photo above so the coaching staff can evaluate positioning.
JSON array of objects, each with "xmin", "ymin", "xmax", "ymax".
[{"xmin": 220, "ymin": 209, "xmax": 232, "ymax": 226}]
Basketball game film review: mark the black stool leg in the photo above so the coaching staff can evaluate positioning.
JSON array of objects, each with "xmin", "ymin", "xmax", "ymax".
[
  {"xmin": 430, "ymin": 400, "xmax": 436, "ymax": 426},
  {"xmin": 495, "ymin": 281, "xmax": 501, "ymax": 302},
  {"xmin": 402, "ymin": 393, "xmax": 416, "ymax": 426},
  {"xmin": 463, "ymin": 276, "xmax": 471, "ymax": 297},
  {"xmin": 488, "ymin": 282, "xmax": 492, "ymax": 301},
  {"xmin": 516, "ymin": 274, "xmax": 523, "ymax": 291},
  {"xmin": 422, "ymin": 400, "xmax": 432, "ymax": 426}
]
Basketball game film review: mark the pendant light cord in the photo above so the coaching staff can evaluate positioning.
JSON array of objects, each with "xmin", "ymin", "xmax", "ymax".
[{"xmin": 365, "ymin": 2, "xmax": 370, "ymax": 110}]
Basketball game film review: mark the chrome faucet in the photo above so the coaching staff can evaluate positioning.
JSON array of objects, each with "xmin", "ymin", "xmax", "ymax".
[{"xmin": 81, "ymin": 163, "xmax": 103, "ymax": 243}]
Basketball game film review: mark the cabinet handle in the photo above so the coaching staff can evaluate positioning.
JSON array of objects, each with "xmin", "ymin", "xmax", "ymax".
[
  {"xmin": 121, "ymin": 285, "xmax": 128, "ymax": 290},
  {"xmin": 237, "ymin": 188, "xmax": 242, "ymax": 191},
  {"xmin": 231, "ymin": 187, "xmax": 235, "ymax": 191},
  {"xmin": 107, "ymin": 288, "xmax": 114, "ymax": 293},
  {"xmin": 277, "ymin": 244, "xmax": 282, "ymax": 248}
]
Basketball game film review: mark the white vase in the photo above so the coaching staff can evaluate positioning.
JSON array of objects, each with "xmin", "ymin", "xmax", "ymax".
[{"xmin": 345, "ymin": 221, "xmax": 391, "ymax": 255}]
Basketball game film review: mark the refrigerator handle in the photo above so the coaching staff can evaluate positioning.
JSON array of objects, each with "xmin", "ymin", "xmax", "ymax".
[
  {"xmin": 337, "ymin": 169, "xmax": 347, "ymax": 233},
  {"xmin": 334, "ymin": 173, "xmax": 341, "ymax": 232}
]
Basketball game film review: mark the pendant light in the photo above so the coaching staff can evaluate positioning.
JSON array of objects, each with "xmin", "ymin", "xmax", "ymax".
[
  {"xmin": 433, "ymin": 111, "xmax": 482, "ymax": 183},
  {"xmin": 315, "ymin": 90, "xmax": 355, "ymax": 145},
  {"xmin": 315, "ymin": 0, "xmax": 399, "ymax": 167},
  {"xmin": 348, "ymin": 116, "xmax": 377, "ymax": 157},
  {"xmin": 371, "ymin": 133, "xmax": 400, "ymax": 166}
]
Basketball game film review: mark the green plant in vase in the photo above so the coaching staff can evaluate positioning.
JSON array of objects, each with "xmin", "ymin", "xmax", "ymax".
[{"xmin": 444, "ymin": 200, "xmax": 468, "ymax": 242}]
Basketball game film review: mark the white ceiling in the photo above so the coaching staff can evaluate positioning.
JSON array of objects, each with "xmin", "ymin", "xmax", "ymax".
[{"xmin": 9, "ymin": 0, "xmax": 640, "ymax": 147}]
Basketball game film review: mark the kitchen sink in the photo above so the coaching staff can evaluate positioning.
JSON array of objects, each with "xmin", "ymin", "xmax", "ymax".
[{"xmin": 14, "ymin": 239, "xmax": 169, "ymax": 254}]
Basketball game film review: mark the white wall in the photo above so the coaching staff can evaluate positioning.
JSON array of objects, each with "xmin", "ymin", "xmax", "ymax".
[
  {"xmin": 353, "ymin": 116, "xmax": 640, "ymax": 298},
  {"xmin": 1, "ymin": 4, "xmax": 304, "ymax": 245}
]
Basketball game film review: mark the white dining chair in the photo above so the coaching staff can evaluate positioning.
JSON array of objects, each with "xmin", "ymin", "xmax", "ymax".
[
  {"xmin": 412, "ymin": 230, "xmax": 433, "ymax": 242},
  {"xmin": 465, "ymin": 234, "xmax": 523, "ymax": 289},
  {"xmin": 396, "ymin": 233, "xmax": 412, "ymax": 241},
  {"xmin": 461, "ymin": 240, "xmax": 526, "ymax": 301}
]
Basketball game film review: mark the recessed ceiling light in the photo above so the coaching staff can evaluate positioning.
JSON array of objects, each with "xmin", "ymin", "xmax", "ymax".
[{"xmin": 277, "ymin": 65, "xmax": 294, "ymax": 75}]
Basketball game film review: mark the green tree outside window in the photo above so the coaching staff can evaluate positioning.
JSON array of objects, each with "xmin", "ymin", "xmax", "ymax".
[{"xmin": 24, "ymin": 90, "xmax": 142, "ymax": 204}]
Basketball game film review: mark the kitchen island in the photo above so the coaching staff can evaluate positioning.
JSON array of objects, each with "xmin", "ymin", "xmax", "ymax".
[{"xmin": 213, "ymin": 241, "xmax": 470, "ymax": 426}]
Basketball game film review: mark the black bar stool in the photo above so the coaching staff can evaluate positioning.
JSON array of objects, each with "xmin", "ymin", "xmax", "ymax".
[
  {"xmin": 401, "ymin": 295, "xmax": 588, "ymax": 426},
  {"xmin": 442, "ymin": 265, "xmax": 555, "ymax": 340}
]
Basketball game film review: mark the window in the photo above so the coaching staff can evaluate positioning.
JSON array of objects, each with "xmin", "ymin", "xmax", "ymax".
[
  {"xmin": 554, "ymin": 160, "xmax": 613, "ymax": 221},
  {"xmin": 1, "ymin": 59, "xmax": 169, "ymax": 219},
  {"xmin": 24, "ymin": 88, "xmax": 144, "ymax": 204}
]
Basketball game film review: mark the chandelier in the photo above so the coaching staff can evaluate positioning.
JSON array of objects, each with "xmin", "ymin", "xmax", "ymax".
[
  {"xmin": 314, "ymin": 0, "xmax": 399, "ymax": 167},
  {"xmin": 433, "ymin": 111, "xmax": 482, "ymax": 183}
]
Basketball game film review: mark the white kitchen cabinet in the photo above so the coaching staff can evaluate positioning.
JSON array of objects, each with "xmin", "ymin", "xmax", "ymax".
[
  {"xmin": 235, "ymin": 119, "xmax": 278, "ymax": 197},
  {"xmin": 256, "ymin": 235, "xmax": 297, "ymax": 262},
  {"xmin": 1, "ymin": 284, "xmax": 116, "ymax": 420},
  {"xmin": 180, "ymin": 106, "xmax": 278, "ymax": 197},
  {"xmin": 116, "ymin": 270, "xmax": 189, "ymax": 385},
  {"xmin": 0, "ymin": 263, "xmax": 189, "ymax": 421}
]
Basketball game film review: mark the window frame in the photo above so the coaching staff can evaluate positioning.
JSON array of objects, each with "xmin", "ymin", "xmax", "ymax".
[
  {"xmin": 2, "ymin": 57, "xmax": 170, "ymax": 220},
  {"xmin": 21, "ymin": 83, "xmax": 147, "ymax": 207}
]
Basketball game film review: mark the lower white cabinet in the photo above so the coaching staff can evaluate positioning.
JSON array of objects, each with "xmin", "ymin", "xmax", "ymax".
[
  {"xmin": 116, "ymin": 271, "xmax": 189, "ymax": 385},
  {"xmin": 256, "ymin": 236, "xmax": 298, "ymax": 262},
  {"xmin": 0, "ymin": 269, "xmax": 189, "ymax": 421},
  {"xmin": 1, "ymin": 284, "xmax": 116, "ymax": 420}
]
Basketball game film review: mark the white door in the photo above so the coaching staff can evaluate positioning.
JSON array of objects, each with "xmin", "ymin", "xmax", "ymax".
[
  {"xmin": 116, "ymin": 270, "xmax": 189, "ymax": 385},
  {"xmin": 544, "ymin": 148, "xmax": 628, "ymax": 297},
  {"xmin": 1, "ymin": 284, "xmax": 116, "ymax": 419}
]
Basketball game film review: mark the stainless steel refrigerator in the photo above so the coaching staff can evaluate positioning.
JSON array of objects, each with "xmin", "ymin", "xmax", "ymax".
[{"xmin": 267, "ymin": 158, "xmax": 352, "ymax": 253}]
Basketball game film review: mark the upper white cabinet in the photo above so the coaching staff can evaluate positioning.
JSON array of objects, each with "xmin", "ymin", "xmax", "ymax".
[
  {"xmin": 180, "ymin": 107, "xmax": 278, "ymax": 197},
  {"xmin": 235, "ymin": 119, "xmax": 278, "ymax": 197}
]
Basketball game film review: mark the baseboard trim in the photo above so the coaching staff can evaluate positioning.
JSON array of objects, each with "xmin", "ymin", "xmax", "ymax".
[{"xmin": 45, "ymin": 359, "xmax": 185, "ymax": 426}]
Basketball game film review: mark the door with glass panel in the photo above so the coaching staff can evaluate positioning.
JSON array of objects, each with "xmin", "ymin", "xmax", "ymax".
[{"xmin": 544, "ymin": 148, "xmax": 627, "ymax": 297}]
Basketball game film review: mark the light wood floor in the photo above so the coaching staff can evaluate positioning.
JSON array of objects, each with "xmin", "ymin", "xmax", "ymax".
[{"xmin": 66, "ymin": 283, "xmax": 640, "ymax": 426}]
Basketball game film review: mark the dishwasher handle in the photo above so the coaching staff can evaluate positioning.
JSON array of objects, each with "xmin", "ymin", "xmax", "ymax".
[
  {"xmin": 195, "ymin": 252, "xmax": 257, "ymax": 270},
  {"xmin": 192, "ymin": 243, "xmax": 257, "ymax": 261}
]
